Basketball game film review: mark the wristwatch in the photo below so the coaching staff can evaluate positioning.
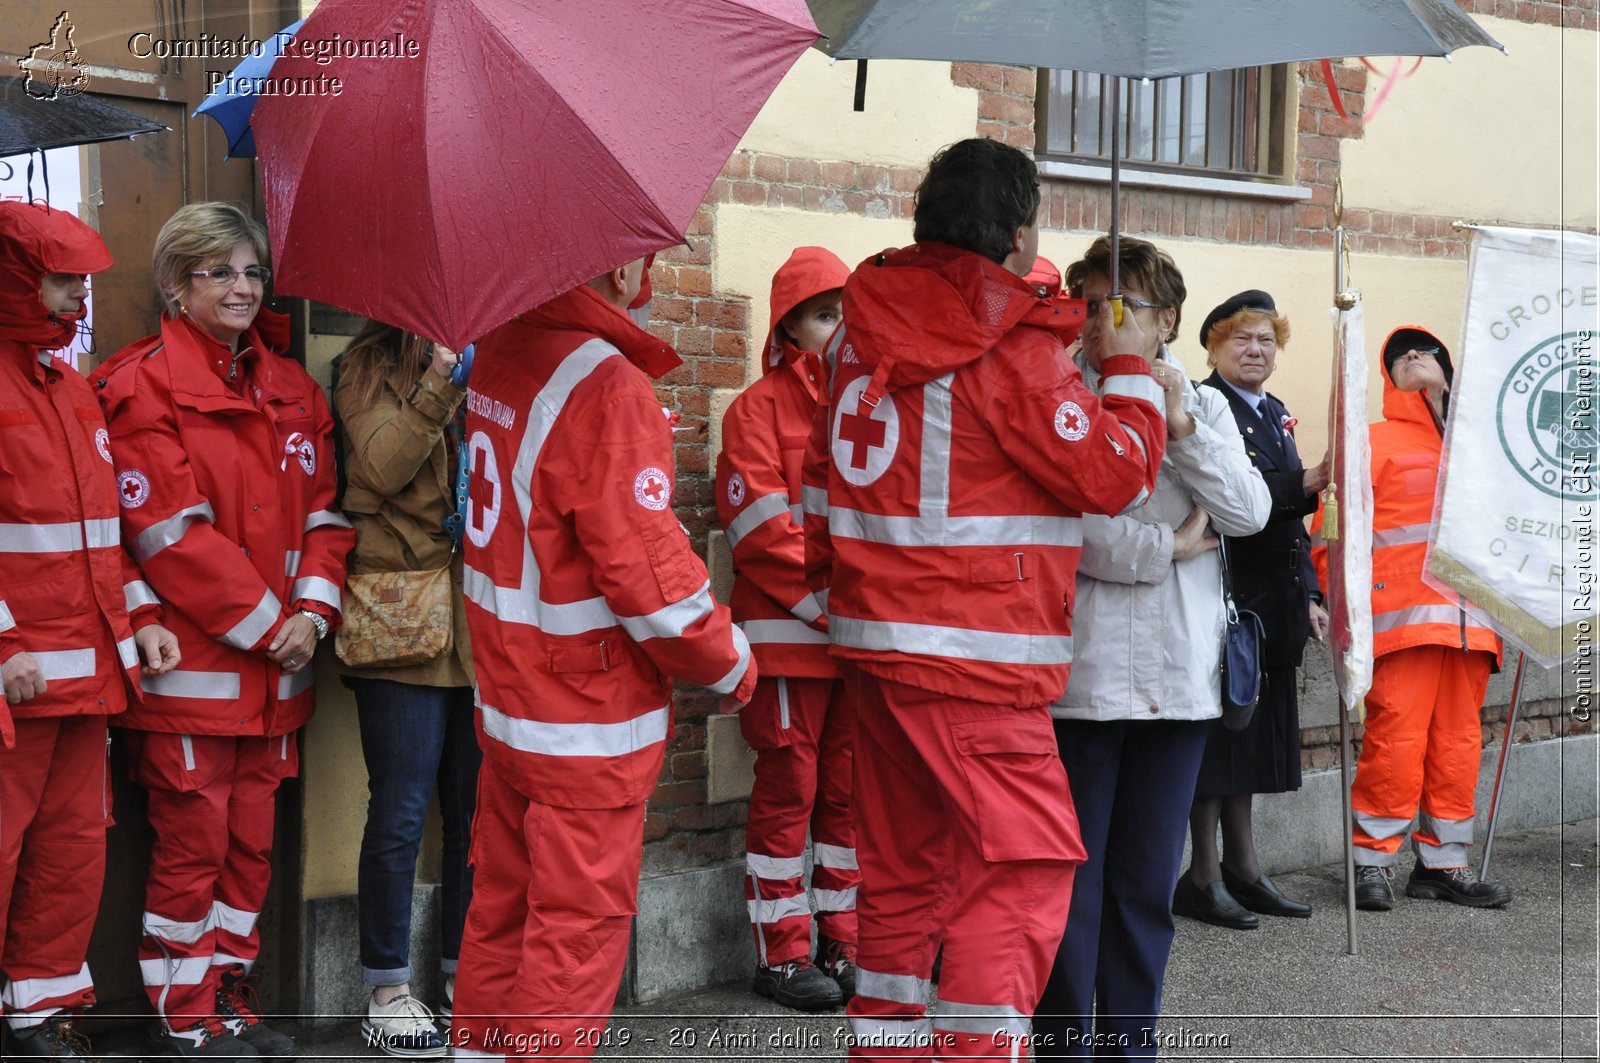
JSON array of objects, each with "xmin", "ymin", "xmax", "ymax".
[{"xmin": 298, "ymin": 609, "xmax": 330, "ymax": 641}]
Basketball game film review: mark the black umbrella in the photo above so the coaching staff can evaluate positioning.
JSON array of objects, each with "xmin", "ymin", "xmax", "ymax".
[
  {"xmin": 808, "ymin": 0, "xmax": 1502, "ymax": 305},
  {"xmin": 0, "ymin": 75, "xmax": 166, "ymax": 157}
]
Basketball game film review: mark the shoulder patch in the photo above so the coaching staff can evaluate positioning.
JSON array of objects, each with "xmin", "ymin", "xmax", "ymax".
[
  {"xmin": 634, "ymin": 466, "xmax": 671, "ymax": 511},
  {"xmin": 1054, "ymin": 400, "xmax": 1089, "ymax": 442},
  {"xmin": 117, "ymin": 469, "xmax": 151, "ymax": 508}
]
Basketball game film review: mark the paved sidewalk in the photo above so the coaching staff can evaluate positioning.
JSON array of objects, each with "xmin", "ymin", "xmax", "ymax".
[{"xmin": 107, "ymin": 818, "xmax": 1599, "ymax": 1061}]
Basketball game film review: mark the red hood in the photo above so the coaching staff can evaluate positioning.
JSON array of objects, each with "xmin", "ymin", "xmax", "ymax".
[
  {"xmin": 519, "ymin": 282, "xmax": 682, "ymax": 379},
  {"xmin": 0, "ymin": 201, "xmax": 113, "ymax": 350},
  {"xmin": 842, "ymin": 243, "xmax": 1085, "ymax": 388},
  {"xmin": 1380, "ymin": 323, "xmax": 1444, "ymax": 431},
  {"xmin": 764, "ymin": 246, "xmax": 850, "ymax": 375}
]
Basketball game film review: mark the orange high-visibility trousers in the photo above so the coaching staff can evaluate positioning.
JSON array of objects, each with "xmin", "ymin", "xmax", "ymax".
[{"xmin": 1351, "ymin": 646, "xmax": 1494, "ymax": 868}]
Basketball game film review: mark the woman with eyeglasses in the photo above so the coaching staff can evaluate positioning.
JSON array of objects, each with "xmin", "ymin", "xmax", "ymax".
[
  {"xmin": 1174, "ymin": 290, "xmax": 1328, "ymax": 931},
  {"xmin": 1033, "ymin": 236, "xmax": 1270, "ymax": 1060},
  {"xmin": 93, "ymin": 202, "xmax": 354, "ymax": 1061}
]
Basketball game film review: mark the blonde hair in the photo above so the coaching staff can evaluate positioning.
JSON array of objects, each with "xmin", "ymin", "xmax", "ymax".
[
  {"xmin": 338, "ymin": 320, "xmax": 433, "ymax": 411},
  {"xmin": 1204, "ymin": 308, "xmax": 1291, "ymax": 367},
  {"xmin": 152, "ymin": 203, "xmax": 270, "ymax": 316}
]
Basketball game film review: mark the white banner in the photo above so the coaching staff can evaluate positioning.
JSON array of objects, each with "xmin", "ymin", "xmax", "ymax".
[
  {"xmin": 1427, "ymin": 225, "xmax": 1599, "ymax": 666},
  {"xmin": 1325, "ymin": 300, "xmax": 1374, "ymax": 712}
]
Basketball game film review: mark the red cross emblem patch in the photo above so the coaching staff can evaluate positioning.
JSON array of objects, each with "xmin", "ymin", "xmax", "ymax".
[
  {"xmin": 1054, "ymin": 400, "xmax": 1089, "ymax": 442},
  {"xmin": 118, "ymin": 469, "xmax": 151, "ymax": 508},
  {"xmin": 727, "ymin": 472, "xmax": 746, "ymax": 507},
  {"xmin": 95, "ymin": 427, "xmax": 112, "ymax": 464},
  {"xmin": 634, "ymin": 467, "xmax": 671, "ymax": 511}
]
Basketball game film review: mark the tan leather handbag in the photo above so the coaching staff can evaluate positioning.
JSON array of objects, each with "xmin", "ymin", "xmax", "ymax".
[{"xmin": 335, "ymin": 565, "xmax": 453, "ymax": 667}]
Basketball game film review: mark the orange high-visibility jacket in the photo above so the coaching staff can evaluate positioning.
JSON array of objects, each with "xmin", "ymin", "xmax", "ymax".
[
  {"xmin": 93, "ymin": 312, "xmax": 354, "ymax": 736},
  {"xmin": 463, "ymin": 284, "xmax": 756, "ymax": 810},
  {"xmin": 716, "ymin": 247, "xmax": 850, "ymax": 678},
  {"xmin": 802, "ymin": 243, "xmax": 1168, "ymax": 708}
]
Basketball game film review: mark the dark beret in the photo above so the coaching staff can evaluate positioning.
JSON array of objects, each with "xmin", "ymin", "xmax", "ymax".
[{"xmin": 1199, "ymin": 289, "xmax": 1277, "ymax": 349}]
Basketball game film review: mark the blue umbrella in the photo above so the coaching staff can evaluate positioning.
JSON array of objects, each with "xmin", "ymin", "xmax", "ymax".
[{"xmin": 192, "ymin": 19, "xmax": 304, "ymax": 158}]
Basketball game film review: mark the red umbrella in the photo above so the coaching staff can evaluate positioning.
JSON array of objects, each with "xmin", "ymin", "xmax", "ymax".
[{"xmin": 252, "ymin": 0, "xmax": 817, "ymax": 349}]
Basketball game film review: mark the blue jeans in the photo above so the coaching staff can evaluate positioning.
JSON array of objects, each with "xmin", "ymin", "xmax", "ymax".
[
  {"xmin": 346, "ymin": 677, "xmax": 481, "ymax": 988},
  {"xmin": 1035, "ymin": 719, "xmax": 1209, "ymax": 1060}
]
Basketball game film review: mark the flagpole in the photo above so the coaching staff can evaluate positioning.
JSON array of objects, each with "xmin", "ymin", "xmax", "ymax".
[
  {"xmin": 1479, "ymin": 650, "xmax": 1528, "ymax": 880},
  {"xmin": 1331, "ymin": 192, "xmax": 1359, "ymax": 957}
]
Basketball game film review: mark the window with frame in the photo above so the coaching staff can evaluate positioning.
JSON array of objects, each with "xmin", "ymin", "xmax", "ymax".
[{"xmin": 1036, "ymin": 67, "xmax": 1292, "ymax": 181}]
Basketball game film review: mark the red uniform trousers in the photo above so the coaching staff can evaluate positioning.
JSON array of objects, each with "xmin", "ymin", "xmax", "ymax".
[
  {"xmin": 0, "ymin": 716, "xmax": 108, "ymax": 1027},
  {"xmin": 1352, "ymin": 645, "xmax": 1494, "ymax": 869},
  {"xmin": 131, "ymin": 731, "xmax": 299, "ymax": 1030},
  {"xmin": 742, "ymin": 675, "xmax": 858, "ymax": 966},
  {"xmin": 454, "ymin": 761, "xmax": 643, "ymax": 1063},
  {"xmin": 846, "ymin": 672, "xmax": 1082, "ymax": 1062}
]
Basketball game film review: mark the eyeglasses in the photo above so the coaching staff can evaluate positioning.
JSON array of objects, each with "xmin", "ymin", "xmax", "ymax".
[
  {"xmin": 189, "ymin": 266, "xmax": 272, "ymax": 286},
  {"xmin": 1405, "ymin": 346, "xmax": 1442, "ymax": 358},
  {"xmin": 1085, "ymin": 296, "xmax": 1168, "ymax": 316}
]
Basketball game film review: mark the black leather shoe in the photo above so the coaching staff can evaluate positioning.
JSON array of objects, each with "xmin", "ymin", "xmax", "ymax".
[
  {"xmin": 1222, "ymin": 868, "xmax": 1313, "ymax": 918},
  {"xmin": 1354, "ymin": 865, "xmax": 1395, "ymax": 911},
  {"xmin": 1172, "ymin": 876, "xmax": 1258, "ymax": 929},
  {"xmin": 1405, "ymin": 865, "xmax": 1512, "ymax": 908},
  {"xmin": 752, "ymin": 959, "xmax": 844, "ymax": 1011}
]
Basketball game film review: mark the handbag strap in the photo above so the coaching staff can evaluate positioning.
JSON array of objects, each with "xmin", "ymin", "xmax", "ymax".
[{"xmin": 1218, "ymin": 535, "xmax": 1239, "ymax": 625}]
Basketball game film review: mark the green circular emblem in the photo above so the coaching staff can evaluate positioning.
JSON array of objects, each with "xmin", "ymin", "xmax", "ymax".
[{"xmin": 1496, "ymin": 331, "xmax": 1596, "ymax": 500}]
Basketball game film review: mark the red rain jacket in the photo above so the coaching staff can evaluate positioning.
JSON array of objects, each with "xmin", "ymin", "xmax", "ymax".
[
  {"xmin": 0, "ymin": 203, "xmax": 159, "ymax": 737},
  {"xmin": 803, "ymin": 244, "xmax": 1168, "ymax": 708},
  {"xmin": 716, "ymin": 247, "xmax": 850, "ymax": 678},
  {"xmin": 92, "ymin": 312, "xmax": 353, "ymax": 736},
  {"xmin": 1313, "ymin": 325, "xmax": 1499, "ymax": 662},
  {"xmin": 463, "ymin": 284, "xmax": 756, "ymax": 810}
]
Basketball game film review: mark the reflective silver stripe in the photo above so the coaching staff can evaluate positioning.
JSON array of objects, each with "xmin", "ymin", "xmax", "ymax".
[
  {"xmin": 463, "ymin": 564, "xmax": 619, "ymax": 634},
  {"xmin": 479, "ymin": 699, "xmax": 668, "ymax": 758},
  {"xmin": 1374, "ymin": 522, "xmax": 1431, "ymax": 548},
  {"xmin": 141, "ymin": 670, "xmax": 241, "ymax": 700},
  {"xmin": 1120, "ymin": 484, "xmax": 1152, "ymax": 514},
  {"xmin": 741, "ymin": 618, "xmax": 829, "ymax": 645},
  {"xmin": 813, "ymin": 842, "xmax": 858, "ymax": 870},
  {"xmin": 747, "ymin": 894, "xmax": 810, "ymax": 924},
  {"xmin": 1122, "ymin": 423, "xmax": 1149, "ymax": 462},
  {"xmin": 125, "ymin": 579, "xmax": 160, "ymax": 612},
  {"xmin": 0, "ymin": 963, "xmax": 92, "ymax": 1012},
  {"xmin": 1418, "ymin": 812, "xmax": 1475, "ymax": 844},
  {"xmin": 117, "ymin": 637, "xmax": 138, "ymax": 670},
  {"xmin": 138, "ymin": 956, "xmax": 211, "ymax": 987},
  {"xmin": 706, "ymin": 626, "xmax": 752, "ymax": 695},
  {"xmin": 777, "ymin": 676, "xmax": 790, "ymax": 729},
  {"xmin": 832, "ymin": 616, "xmax": 1072, "ymax": 666},
  {"xmin": 801, "ymin": 484, "xmax": 828, "ymax": 517},
  {"xmin": 181, "ymin": 735, "xmax": 195, "ymax": 771},
  {"xmin": 1101, "ymin": 370, "xmax": 1165, "ymax": 407},
  {"xmin": 1415, "ymin": 840, "xmax": 1469, "ymax": 867},
  {"xmin": 0, "ymin": 600, "xmax": 15, "ymax": 635},
  {"xmin": 0, "ymin": 521, "xmax": 85, "ymax": 553},
  {"xmin": 278, "ymin": 668, "xmax": 315, "ymax": 700},
  {"xmin": 291, "ymin": 575, "xmax": 341, "ymax": 611},
  {"xmin": 84, "ymin": 517, "xmax": 121, "ymax": 548},
  {"xmin": 813, "ymin": 886, "xmax": 857, "ymax": 911},
  {"xmin": 857, "ymin": 968, "xmax": 931, "ymax": 1006},
  {"xmin": 1352, "ymin": 811, "xmax": 1412, "ymax": 840},
  {"xmin": 815, "ymin": 588, "xmax": 829, "ymax": 612},
  {"xmin": 303, "ymin": 509, "xmax": 353, "ymax": 533},
  {"xmin": 211, "ymin": 901, "xmax": 257, "ymax": 937},
  {"xmin": 846, "ymin": 1016, "xmax": 933, "ymax": 1049},
  {"xmin": 935, "ymin": 1000, "xmax": 1029, "ymax": 1037},
  {"xmin": 145, "ymin": 910, "xmax": 211, "ymax": 946},
  {"xmin": 725, "ymin": 491, "xmax": 792, "ymax": 549},
  {"xmin": 790, "ymin": 502, "xmax": 803, "ymax": 523},
  {"xmin": 790, "ymin": 593, "xmax": 824, "ymax": 625},
  {"xmin": 921, "ymin": 374, "xmax": 955, "ymax": 521},
  {"xmin": 1373, "ymin": 603, "xmax": 1463, "ymax": 633},
  {"xmin": 746, "ymin": 852, "xmax": 805, "ymax": 879},
  {"xmin": 828, "ymin": 508, "xmax": 1082, "ymax": 548},
  {"xmin": 34, "ymin": 648, "xmax": 95, "ymax": 681},
  {"xmin": 208, "ymin": 952, "xmax": 254, "ymax": 971},
  {"xmin": 221, "ymin": 589, "xmax": 283, "ymax": 651},
  {"xmin": 616, "ymin": 582, "xmax": 715, "ymax": 643},
  {"xmin": 284, "ymin": 551, "xmax": 302, "ymax": 578},
  {"xmin": 131, "ymin": 502, "xmax": 215, "ymax": 564}
]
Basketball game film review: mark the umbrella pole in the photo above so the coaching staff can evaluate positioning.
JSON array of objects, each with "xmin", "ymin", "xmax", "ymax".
[
  {"xmin": 1332, "ymin": 217, "xmax": 1359, "ymax": 957},
  {"xmin": 1109, "ymin": 76, "xmax": 1121, "ymax": 299},
  {"xmin": 1479, "ymin": 650, "xmax": 1528, "ymax": 881}
]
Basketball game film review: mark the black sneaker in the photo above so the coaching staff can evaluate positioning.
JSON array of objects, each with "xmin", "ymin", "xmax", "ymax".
[
  {"xmin": 217, "ymin": 972, "xmax": 296, "ymax": 1057},
  {"xmin": 752, "ymin": 959, "xmax": 843, "ymax": 1012},
  {"xmin": 1354, "ymin": 865, "xmax": 1396, "ymax": 911},
  {"xmin": 144, "ymin": 1017, "xmax": 258, "ymax": 1061},
  {"xmin": 816, "ymin": 934, "xmax": 858, "ymax": 1000},
  {"xmin": 1406, "ymin": 865, "xmax": 1513, "ymax": 908},
  {"xmin": 2, "ymin": 1014, "xmax": 98, "ymax": 1060}
]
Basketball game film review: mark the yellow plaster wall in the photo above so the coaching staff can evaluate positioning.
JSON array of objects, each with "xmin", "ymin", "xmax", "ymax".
[
  {"xmin": 738, "ymin": 51, "xmax": 979, "ymax": 168},
  {"xmin": 1340, "ymin": 18, "xmax": 1598, "ymax": 229}
]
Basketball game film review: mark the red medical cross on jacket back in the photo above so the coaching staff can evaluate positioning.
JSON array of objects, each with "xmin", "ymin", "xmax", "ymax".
[
  {"xmin": 838, "ymin": 406, "xmax": 886, "ymax": 470},
  {"xmin": 468, "ymin": 447, "xmax": 497, "ymax": 536}
]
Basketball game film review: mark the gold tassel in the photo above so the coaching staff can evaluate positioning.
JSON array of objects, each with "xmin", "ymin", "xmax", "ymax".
[{"xmin": 1321, "ymin": 482, "xmax": 1340, "ymax": 541}]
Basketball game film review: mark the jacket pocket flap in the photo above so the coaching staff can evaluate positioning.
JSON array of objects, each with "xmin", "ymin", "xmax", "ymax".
[
  {"xmin": 969, "ymin": 552, "xmax": 1036, "ymax": 584},
  {"xmin": 548, "ymin": 641, "xmax": 613, "ymax": 673},
  {"xmin": 173, "ymin": 390, "xmax": 252, "ymax": 416},
  {"xmin": 952, "ymin": 725, "xmax": 1057, "ymax": 757}
]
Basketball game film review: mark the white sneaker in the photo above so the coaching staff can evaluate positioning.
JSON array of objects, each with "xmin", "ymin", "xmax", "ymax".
[
  {"xmin": 362, "ymin": 993, "xmax": 446, "ymax": 1058},
  {"xmin": 440, "ymin": 976, "xmax": 454, "ymax": 1029}
]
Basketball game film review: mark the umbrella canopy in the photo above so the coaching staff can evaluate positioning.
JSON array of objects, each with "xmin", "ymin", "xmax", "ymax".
[
  {"xmin": 252, "ymin": 0, "xmax": 818, "ymax": 350},
  {"xmin": 0, "ymin": 76, "xmax": 166, "ymax": 157},
  {"xmin": 809, "ymin": 0, "xmax": 1502, "ymax": 78},
  {"xmin": 192, "ymin": 20, "xmax": 305, "ymax": 159}
]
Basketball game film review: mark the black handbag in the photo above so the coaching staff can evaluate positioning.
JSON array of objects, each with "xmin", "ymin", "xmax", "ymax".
[{"xmin": 1219, "ymin": 539, "xmax": 1265, "ymax": 732}]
